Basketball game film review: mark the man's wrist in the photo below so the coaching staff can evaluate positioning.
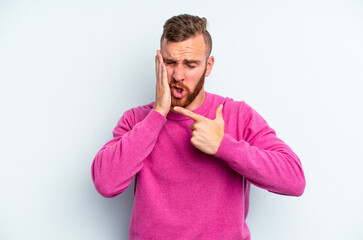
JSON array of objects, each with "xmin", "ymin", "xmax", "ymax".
[{"xmin": 153, "ymin": 107, "xmax": 168, "ymax": 117}]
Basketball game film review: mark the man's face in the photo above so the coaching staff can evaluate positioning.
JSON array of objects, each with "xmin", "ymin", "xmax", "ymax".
[{"xmin": 161, "ymin": 34, "xmax": 214, "ymax": 109}]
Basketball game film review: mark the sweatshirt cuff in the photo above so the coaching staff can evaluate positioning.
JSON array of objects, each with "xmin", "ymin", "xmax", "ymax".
[{"xmin": 145, "ymin": 109, "xmax": 168, "ymax": 130}]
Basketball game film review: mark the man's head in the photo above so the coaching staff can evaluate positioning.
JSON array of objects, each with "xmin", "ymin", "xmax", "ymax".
[
  {"xmin": 160, "ymin": 14, "xmax": 214, "ymax": 109},
  {"xmin": 160, "ymin": 14, "xmax": 212, "ymax": 58}
]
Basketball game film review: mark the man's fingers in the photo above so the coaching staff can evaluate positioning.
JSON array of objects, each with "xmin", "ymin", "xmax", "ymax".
[
  {"xmin": 215, "ymin": 104, "xmax": 224, "ymax": 121},
  {"xmin": 162, "ymin": 62, "xmax": 167, "ymax": 84},
  {"xmin": 155, "ymin": 54, "xmax": 158, "ymax": 72},
  {"xmin": 155, "ymin": 50, "xmax": 166, "ymax": 85},
  {"xmin": 157, "ymin": 50, "xmax": 164, "ymax": 64},
  {"xmin": 173, "ymin": 106, "xmax": 204, "ymax": 122},
  {"xmin": 155, "ymin": 51, "xmax": 160, "ymax": 78},
  {"xmin": 156, "ymin": 51, "xmax": 167, "ymax": 81},
  {"xmin": 174, "ymin": 104, "xmax": 223, "ymax": 122}
]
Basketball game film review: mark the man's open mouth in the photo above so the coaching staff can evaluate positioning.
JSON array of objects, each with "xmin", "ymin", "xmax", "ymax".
[
  {"xmin": 175, "ymin": 86, "xmax": 183, "ymax": 93},
  {"xmin": 171, "ymin": 85, "xmax": 186, "ymax": 98}
]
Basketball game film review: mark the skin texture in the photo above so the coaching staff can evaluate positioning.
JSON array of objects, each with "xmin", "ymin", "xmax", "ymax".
[
  {"xmin": 153, "ymin": 34, "xmax": 214, "ymax": 114},
  {"xmin": 153, "ymin": 34, "xmax": 224, "ymax": 155},
  {"xmin": 168, "ymin": 66, "xmax": 206, "ymax": 108}
]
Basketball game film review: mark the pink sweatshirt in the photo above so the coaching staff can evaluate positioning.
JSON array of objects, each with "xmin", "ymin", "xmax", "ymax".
[{"xmin": 91, "ymin": 92, "xmax": 305, "ymax": 240}]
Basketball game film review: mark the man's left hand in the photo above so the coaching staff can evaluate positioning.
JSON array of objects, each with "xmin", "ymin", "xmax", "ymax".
[{"xmin": 173, "ymin": 104, "xmax": 225, "ymax": 155}]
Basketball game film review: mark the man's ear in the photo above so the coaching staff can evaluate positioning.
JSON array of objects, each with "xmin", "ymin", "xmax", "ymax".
[{"xmin": 205, "ymin": 56, "xmax": 215, "ymax": 77}]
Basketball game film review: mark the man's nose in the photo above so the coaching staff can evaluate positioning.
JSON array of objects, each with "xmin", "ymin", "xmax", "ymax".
[{"xmin": 172, "ymin": 65, "xmax": 185, "ymax": 82}]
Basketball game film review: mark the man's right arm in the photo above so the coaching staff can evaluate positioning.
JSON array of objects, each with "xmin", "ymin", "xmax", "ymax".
[
  {"xmin": 92, "ymin": 49, "xmax": 171, "ymax": 198},
  {"xmin": 91, "ymin": 108, "xmax": 167, "ymax": 198}
]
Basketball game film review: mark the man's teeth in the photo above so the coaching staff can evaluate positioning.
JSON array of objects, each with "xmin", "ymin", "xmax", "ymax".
[{"xmin": 176, "ymin": 87, "xmax": 183, "ymax": 93}]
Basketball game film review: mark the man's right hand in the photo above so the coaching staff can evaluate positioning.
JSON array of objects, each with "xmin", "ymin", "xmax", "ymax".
[{"xmin": 153, "ymin": 50, "xmax": 171, "ymax": 117}]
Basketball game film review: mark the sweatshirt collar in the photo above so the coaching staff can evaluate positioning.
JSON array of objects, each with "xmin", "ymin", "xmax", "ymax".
[{"xmin": 166, "ymin": 91, "xmax": 212, "ymax": 121}]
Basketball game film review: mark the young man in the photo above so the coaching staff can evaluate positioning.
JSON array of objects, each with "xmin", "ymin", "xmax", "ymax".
[{"xmin": 91, "ymin": 14, "xmax": 305, "ymax": 240}]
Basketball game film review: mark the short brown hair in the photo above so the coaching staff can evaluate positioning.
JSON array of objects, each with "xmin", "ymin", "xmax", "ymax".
[{"xmin": 160, "ymin": 14, "xmax": 212, "ymax": 57}]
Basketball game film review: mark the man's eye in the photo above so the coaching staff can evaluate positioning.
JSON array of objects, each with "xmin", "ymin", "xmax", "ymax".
[
  {"xmin": 187, "ymin": 64, "xmax": 196, "ymax": 68},
  {"xmin": 165, "ymin": 62, "xmax": 175, "ymax": 65}
]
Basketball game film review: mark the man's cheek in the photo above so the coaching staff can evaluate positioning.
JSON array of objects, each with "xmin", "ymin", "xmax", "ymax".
[{"xmin": 167, "ymin": 75, "xmax": 172, "ymax": 84}]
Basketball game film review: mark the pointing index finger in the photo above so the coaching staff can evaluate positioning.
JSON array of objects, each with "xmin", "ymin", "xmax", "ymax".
[{"xmin": 173, "ymin": 106, "xmax": 204, "ymax": 122}]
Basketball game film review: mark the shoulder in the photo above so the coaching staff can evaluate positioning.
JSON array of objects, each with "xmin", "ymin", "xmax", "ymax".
[
  {"xmin": 209, "ymin": 92, "xmax": 267, "ymax": 126},
  {"xmin": 112, "ymin": 102, "xmax": 155, "ymax": 138},
  {"xmin": 211, "ymin": 93, "xmax": 271, "ymax": 141},
  {"xmin": 207, "ymin": 92, "xmax": 249, "ymax": 114},
  {"xmin": 116, "ymin": 102, "xmax": 154, "ymax": 129}
]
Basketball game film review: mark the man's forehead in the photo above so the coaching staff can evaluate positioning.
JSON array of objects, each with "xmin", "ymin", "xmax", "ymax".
[
  {"xmin": 162, "ymin": 52, "xmax": 202, "ymax": 63},
  {"xmin": 161, "ymin": 35, "xmax": 208, "ymax": 60}
]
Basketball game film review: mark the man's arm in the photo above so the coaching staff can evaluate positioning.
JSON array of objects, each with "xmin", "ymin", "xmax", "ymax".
[
  {"xmin": 91, "ymin": 50, "xmax": 171, "ymax": 198},
  {"xmin": 174, "ymin": 101, "xmax": 305, "ymax": 196},
  {"xmin": 91, "ymin": 109, "xmax": 167, "ymax": 198},
  {"xmin": 215, "ymin": 102, "xmax": 306, "ymax": 196}
]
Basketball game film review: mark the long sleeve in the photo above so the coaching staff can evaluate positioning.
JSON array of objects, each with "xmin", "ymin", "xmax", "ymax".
[
  {"xmin": 91, "ymin": 108, "xmax": 167, "ymax": 198},
  {"xmin": 215, "ymin": 102, "xmax": 306, "ymax": 196}
]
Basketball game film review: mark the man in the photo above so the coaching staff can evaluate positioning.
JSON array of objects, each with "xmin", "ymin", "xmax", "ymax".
[{"xmin": 91, "ymin": 14, "xmax": 305, "ymax": 240}]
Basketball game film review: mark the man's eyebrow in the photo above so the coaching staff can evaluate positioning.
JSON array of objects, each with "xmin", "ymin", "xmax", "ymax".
[
  {"xmin": 184, "ymin": 59, "xmax": 201, "ymax": 64},
  {"xmin": 163, "ymin": 57, "xmax": 175, "ymax": 62},
  {"xmin": 163, "ymin": 57, "xmax": 201, "ymax": 64}
]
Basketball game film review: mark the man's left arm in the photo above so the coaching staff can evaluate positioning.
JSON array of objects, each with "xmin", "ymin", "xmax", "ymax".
[
  {"xmin": 215, "ymin": 102, "xmax": 306, "ymax": 196},
  {"xmin": 174, "ymin": 102, "xmax": 306, "ymax": 197}
]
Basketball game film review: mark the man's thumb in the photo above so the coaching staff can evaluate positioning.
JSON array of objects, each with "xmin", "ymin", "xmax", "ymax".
[{"xmin": 215, "ymin": 104, "xmax": 224, "ymax": 121}]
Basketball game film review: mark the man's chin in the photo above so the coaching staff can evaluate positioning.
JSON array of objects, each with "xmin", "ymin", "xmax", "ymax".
[
  {"xmin": 171, "ymin": 102, "xmax": 186, "ymax": 108},
  {"xmin": 171, "ymin": 96, "xmax": 189, "ymax": 108}
]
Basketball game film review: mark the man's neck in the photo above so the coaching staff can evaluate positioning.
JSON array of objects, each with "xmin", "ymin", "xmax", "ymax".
[{"xmin": 185, "ymin": 89, "xmax": 206, "ymax": 111}]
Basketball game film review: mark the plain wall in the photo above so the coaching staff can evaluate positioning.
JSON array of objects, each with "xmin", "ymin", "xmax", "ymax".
[{"xmin": 1, "ymin": 0, "xmax": 362, "ymax": 239}]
